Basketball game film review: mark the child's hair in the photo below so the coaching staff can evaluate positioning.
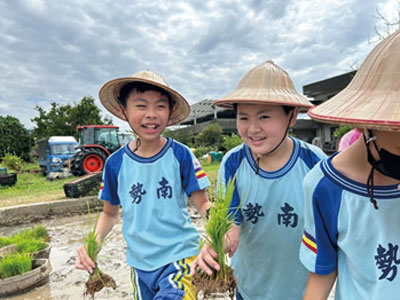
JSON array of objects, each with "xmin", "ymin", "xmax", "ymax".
[
  {"xmin": 233, "ymin": 103, "xmax": 295, "ymax": 115},
  {"xmin": 118, "ymin": 82, "xmax": 173, "ymax": 111}
]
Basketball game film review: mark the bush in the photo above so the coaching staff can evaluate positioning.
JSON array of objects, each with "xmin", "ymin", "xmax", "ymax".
[
  {"xmin": 163, "ymin": 128, "xmax": 194, "ymax": 147},
  {"xmin": 1, "ymin": 153, "xmax": 24, "ymax": 172},
  {"xmin": 333, "ymin": 126, "xmax": 353, "ymax": 141},
  {"xmin": 222, "ymin": 134, "xmax": 242, "ymax": 151},
  {"xmin": 193, "ymin": 147, "xmax": 211, "ymax": 159},
  {"xmin": 195, "ymin": 123, "xmax": 223, "ymax": 148}
]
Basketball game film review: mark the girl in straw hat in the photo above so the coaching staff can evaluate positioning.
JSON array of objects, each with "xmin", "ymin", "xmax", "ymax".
[
  {"xmin": 300, "ymin": 30, "xmax": 400, "ymax": 300},
  {"xmin": 76, "ymin": 70, "xmax": 211, "ymax": 300},
  {"xmin": 190, "ymin": 61, "xmax": 327, "ymax": 300}
]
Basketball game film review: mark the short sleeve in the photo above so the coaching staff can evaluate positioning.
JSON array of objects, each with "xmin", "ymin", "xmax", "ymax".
[
  {"xmin": 98, "ymin": 152, "xmax": 122, "ymax": 206},
  {"xmin": 300, "ymin": 164, "xmax": 342, "ymax": 275},
  {"xmin": 217, "ymin": 148, "xmax": 244, "ymax": 224},
  {"xmin": 173, "ymin": 143, "xmax": 210, "ymax": 196}
]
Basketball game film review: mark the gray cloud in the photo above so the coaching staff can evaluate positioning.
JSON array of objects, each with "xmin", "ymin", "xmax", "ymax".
[{"xmin": 0, "ymin": 0, "xmax": 395, "ymax": 132}]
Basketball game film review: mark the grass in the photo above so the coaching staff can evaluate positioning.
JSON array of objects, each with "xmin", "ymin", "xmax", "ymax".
[
  {"xmin": 0, "ymin": 159, "xmax": 77, "ymax": 208},
  {"xmin": 0, "ymin": 160, "xmax": 221, "ymax": 208},
  {"xmin": 201, "ymin": 161, "xmax": 220, "ymax": 183},
  {"xmin": 0, "ymin": 172, "xmax": 75, "ymax": 208}
]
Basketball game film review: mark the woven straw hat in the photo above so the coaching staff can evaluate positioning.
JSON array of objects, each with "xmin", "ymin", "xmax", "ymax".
[
  {"xmin": 214, "ymin": 60, "xmax": 312, "ymax": 109},
  {"xmin": 99, "ymin": 70, "xmax": 190, "ymax": 126},
  {"xmin": 308, "ymin": 29, "xmax": 400, "ymax": 132}
]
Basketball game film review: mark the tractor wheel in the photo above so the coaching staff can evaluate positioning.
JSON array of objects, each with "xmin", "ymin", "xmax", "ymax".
[
  {"xmin": 41, "ymin": 166, "xmax": 47, "ymax": 177},
  {"xmin": 70, "ymin": 152, "xmax": 85, "ymax": 176},
  {"xmin": 79, "ymin": 148, "xmax": 106, "ymax": 175}
]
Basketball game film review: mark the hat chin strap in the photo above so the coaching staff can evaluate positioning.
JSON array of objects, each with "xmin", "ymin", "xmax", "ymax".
[
  {"xmin": 254, "ymin": 109, "xmax": 294, "ymax": 174},
  {"xmin": 363, "ymin": 130, "xmax": 379, "ymax": 210},
  {"xmin": 119, "ymin": 104, "xmax": 141, "ymax": 153}
]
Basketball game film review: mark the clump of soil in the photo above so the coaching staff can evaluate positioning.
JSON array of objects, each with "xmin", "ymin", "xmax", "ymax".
[
  {"xmin": 193, "ymin": 266, "xmax": 236, "ymax": 300},
  {"xmin": 84, "ymin": 268, "xmax": 116, "ymax": 299}
]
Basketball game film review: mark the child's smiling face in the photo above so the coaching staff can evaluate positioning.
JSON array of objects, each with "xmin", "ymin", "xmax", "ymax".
[
  {"xmin": 120, "ymin": 89, "xmax": 170, "ymax": 144},
  {"xmin": 236, "ymin": 103, "xmax": 296, "ymax": 156}
]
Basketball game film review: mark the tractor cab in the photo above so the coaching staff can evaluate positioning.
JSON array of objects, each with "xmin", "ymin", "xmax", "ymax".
[
  {"xmin": 78, "ymin": 125, "xmax": 120, "ymax": 154},
  {"xmin": 70, "ymin": 125, "xmax": 123, "ymax": 176}
]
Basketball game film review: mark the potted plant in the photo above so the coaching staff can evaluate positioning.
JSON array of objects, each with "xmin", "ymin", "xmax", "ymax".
[{"xmin": 0, "ymin": 251, "xmax": 50, "ymax": 297}]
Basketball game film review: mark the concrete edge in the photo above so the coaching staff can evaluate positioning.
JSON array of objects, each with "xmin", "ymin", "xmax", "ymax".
[{"xmin": 0, "ymin": 197, "xmax": 104, "ymax": 227}]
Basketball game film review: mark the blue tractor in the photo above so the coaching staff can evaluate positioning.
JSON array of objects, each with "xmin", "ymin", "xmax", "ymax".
[{"xmin": 38, "ymin": 136, "xmax": 79, "ymax": 179}]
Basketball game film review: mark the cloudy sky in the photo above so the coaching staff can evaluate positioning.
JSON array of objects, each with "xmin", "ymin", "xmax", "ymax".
[{"xmin": 1, "ymin": 0, "xmax": 399, "ymax": 132}]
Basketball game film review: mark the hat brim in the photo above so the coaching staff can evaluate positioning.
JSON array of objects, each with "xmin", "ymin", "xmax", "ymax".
[
  {"xmin": 99, "ymin": 77, "xmax": 190, "ymax": 126},
  {"xmin": 214, "ymin": 98, "xmax": 312, "ymax": 109},
  {"xmin": 307, "ymin": 30, "xmax": 400, "ymax": 132},
  {"xmin": 308, "ymin": 99, "xmax": 400, "ymax": 132}
]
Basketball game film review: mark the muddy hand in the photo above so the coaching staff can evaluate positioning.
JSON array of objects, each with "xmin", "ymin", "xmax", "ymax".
[
  {"xmin": 76, "ymin": 245, "xmax": 96, "ymax": 274},
  {"xmin": 190, "ymin": 244, "xmax": 219, "ymax": 277}
]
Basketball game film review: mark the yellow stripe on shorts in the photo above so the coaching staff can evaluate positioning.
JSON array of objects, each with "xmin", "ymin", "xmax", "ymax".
[
  {"xmin": 172, "ymin": 256, "xmax": 196, "ymax": 300},
  {"xmin": 130, "ymin": 267, "xmax": 141, "ymax": 300}
]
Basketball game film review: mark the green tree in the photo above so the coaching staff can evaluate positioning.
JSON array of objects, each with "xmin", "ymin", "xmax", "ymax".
[
  {"xmin": 195, "ymin": 123, "xmax": 223, "ymax": 148},
  {"xmin": 69, "ymin": 96, "xmax": 113, "ymax": 130},
  {"xmin": 0, "ymin": 116, "xmax": 34, "ymax": 161},
  {"xmin": 31, "ymin": 96, "xmax": 113, "ymax": 140},
  {"xmin": 163, "ymin": 128, "xmax": 193, "ymax": 146},
  {"xmin": 333, "ymin": 125, "xmax": 353, "ymax": 141}
]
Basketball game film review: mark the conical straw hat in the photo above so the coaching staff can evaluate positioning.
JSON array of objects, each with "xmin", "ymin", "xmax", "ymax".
[
  {"xmin": 214, "ymin": 60, "xmax": 312, "ymax": 109},
  {"xmin": 308, "ymin": 29, "xmax": 400, "ymax": 132},
  {"xmin": 99, "ymin": 70, "xmax": 190, "ymax": 126}
]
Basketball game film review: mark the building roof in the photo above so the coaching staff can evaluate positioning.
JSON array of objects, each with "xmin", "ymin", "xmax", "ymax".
[
  {"xmin": 184, "ymin": 99, "xmax": 227, "ymax": 122},
  {"xmin": 303, "ymin": 70, "xmax": 357, "ymax": 100}
]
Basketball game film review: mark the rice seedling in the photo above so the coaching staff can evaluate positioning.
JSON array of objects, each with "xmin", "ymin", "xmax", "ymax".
[
  {"xmin": 83, "ymin": 201, "xmax": 116, "ymax": 299},
  {"xmin": 13, "ymin": 238, "xmax": 47, "ymax": 254},
  {"xmin": 193, "ymin": 175, "xmax": 244, "ymax": 299},
  {"xmin": 0, "ymin": 237, "xmax": 12, "ymax": 249},
  {"xmin": 12, "ymin": 225, "xmax": 50, "ymax": 242},
  {"xmin": 0, "ymin": 253, "xmax": 32, "ymax": 279}
]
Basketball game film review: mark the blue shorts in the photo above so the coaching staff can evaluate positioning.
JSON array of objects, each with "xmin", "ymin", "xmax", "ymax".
[
  {"xmin": 236, "ymin": 290, "xmax": 244, "ymax": 300},
  {"xmin": 130, "ymin": 256, "xmax": 196, "ymax": 300}
]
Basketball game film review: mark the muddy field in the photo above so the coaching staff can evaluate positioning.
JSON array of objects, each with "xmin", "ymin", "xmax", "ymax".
[{"xmin": 0, "ymin": 207, "xmax": 334, "ymax": 299}]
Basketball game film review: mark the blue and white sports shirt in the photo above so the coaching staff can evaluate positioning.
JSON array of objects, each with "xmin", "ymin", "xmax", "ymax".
[
  {"xmin": 219, "ymin": 137, "xmax": 327, "ymax": 300},
  {"xmin": 99, "ymin": 138, "xmax": 210, "ymax": 271},
  {"xmin": 300, "ymin": 155, "xmax": 400, "ymax": 300}
]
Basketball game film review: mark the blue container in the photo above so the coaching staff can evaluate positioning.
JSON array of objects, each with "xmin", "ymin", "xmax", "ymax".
[{"xmin": 0, "ymin": 167, "xmax": 7, "ymax": 175}]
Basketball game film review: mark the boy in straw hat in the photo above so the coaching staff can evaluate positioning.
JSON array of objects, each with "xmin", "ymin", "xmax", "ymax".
[
  {"xmin": 190, "ymin": 61, "xmax": 327, "ymax": 299},
  {"xmin": 300, "ymin": 30, "xmax": 400, "ymax": 300},
  {"xmin": 76, "ymin": 70, "xmax": 211, "ymax": 299}
]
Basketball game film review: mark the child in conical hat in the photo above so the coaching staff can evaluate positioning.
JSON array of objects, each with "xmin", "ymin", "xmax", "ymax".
[
  {"xmin": 300, "ymin": 30, "xmax": 400, "ymax": 300},
  {"xmin": 76, "ymin": 70, "xmax": 211, "ymax": 299},
  {"xmin": 191, "ymin": 60, "xmax": 327, "ymax": 300}
]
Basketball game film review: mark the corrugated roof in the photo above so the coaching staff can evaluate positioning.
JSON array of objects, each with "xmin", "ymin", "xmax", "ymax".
[{"xmin": 185, "ymin": 99, "xmax": 227, "ymax": 121}]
